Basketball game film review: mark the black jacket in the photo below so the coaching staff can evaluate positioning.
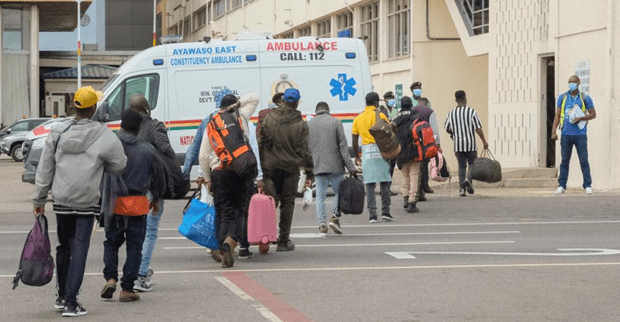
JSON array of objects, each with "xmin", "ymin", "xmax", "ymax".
[
  {"xmin": 137, "ymin": 115, "xmax": 176, "ymax": 160},
  {"xmin": 393, "ymin": 107, "xmax": 420, "ymax": 169},
  {"xmin": 117, "ymin": 130, "xmax": 164, "ymax": 196},
  {"xmin": 258, "ymin": 106, "xmax": 314, "ymax": 179}
]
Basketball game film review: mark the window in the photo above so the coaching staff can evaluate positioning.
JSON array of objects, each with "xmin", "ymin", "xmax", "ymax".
[
  {"xmin": 458, "ymin": 0, "xmax": 489, "ymax": 35},
  {"xmin": 230, "ymin": 0, "xmax": 242, "ymax": 9},
  {"xmin": 360, "ymin": 2, "xmax": 379, "ymax": 62},
  {"xmin": 336, "ymin": 11, "xmax": 353, "ymax": 37},
  {"xmin": 214, "ymin": 0, "xmax": 226, "ymax": 18},
  {"xmin": 298, "ymin": 26, "xmax": 311, "ymax": 37},
  {"xmin": 3, "ymin": 8, "xmax": 30, "ymax": 51},
  {"xmin": 169, "ymin": 24, "xmax": 179, "ymax": 36},
  {"xmin": 98, "ymin": 74, "xmax": 160, "ymax": 122},
  {"xmin": 387, "ymin": 0, "xmax": 410, "ymax": 58},
  {"xmin": 193, "ymin": 6, "xmax": 207, "ymax": 30},
  {"xmin": 156, "ymin": 14, "xmax": 162, "ymax": 43},
  {"xmin": 317, "ymin": 19, "xmax": 331, "ymax": 38},
  {"xmin": 10, "ymin": 121, "xmax": 28, "ymax": 132},
  {"xmin": 183, "ymin": 17, "xmax": 191, "ymax": 38}
]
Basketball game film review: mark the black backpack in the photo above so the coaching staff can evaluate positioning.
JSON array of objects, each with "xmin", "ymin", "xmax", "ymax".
[
  {"xmin": 153, "ymin": 150, "xmax": 190, "ymax": 200},
  {"xmin": 338, "ymin": 176, "xmax": 366, "ymax": 215}
]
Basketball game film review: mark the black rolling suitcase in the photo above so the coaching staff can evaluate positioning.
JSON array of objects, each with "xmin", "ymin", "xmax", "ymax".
[{"xmin": 338, "ymin": 176, "xmax": 365, "ymax": 215}]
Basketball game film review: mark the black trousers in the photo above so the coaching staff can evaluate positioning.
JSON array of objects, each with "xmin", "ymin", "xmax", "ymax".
[
  {"xmin": 262, "ymin": 168, "xmax": 299, "ymax": 244},
  {"xmin": 56, "ymin": 214, "xmax": 94, "ymax": 306},
  {"xmin": 455, "ymin": 151, "xmax": 477, "ymax": 187},
  {"xmin": 212, "ymin": 169, "xmax": 254, "ymax": 247}
]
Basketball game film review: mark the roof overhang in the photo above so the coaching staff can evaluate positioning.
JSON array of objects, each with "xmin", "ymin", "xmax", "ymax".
[{"xmin": 0, "ymin": 0, "xmax": 92, "ymax": 31}]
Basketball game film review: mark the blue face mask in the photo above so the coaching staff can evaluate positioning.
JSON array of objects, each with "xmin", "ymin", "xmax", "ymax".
[
  {"xmin": 413, "ymin": 89, "xmax": 422, "ymax": 97},
  {"xmin": 568, "ymin": 83, "xmax": 578, "ymax": 92},
  {"xmin": 387, "ymin": 99, "xmax": 395, "ymax": 107}
]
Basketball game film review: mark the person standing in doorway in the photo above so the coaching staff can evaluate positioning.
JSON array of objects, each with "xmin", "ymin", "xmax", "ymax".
[
  {"xmin": 444, "ymin": 90, "xmax": 488, "ymax": 197},
  {"xmin": 551, "ymin": 75, "xmax": 596, "ymax": 195},
  {"xmin": 352, "ymin": 92, "xmax": 393, "ymax": 223},
  {"xmin": 308, "ymin": 102, "xmax": 358, "ymax": 236},
  {"xmin": 33, "ymin": 86, "xmax": 127, "ymax": 316}
]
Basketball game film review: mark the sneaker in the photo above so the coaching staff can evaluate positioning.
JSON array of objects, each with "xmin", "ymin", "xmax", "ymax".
[
  {"xmin": 100, "ymin": 278, "xmax": 117, "ymax": 299},
  {"xmin": 585, "ymin": 187, "xmax": 593, "ymax": 195},
  {"xmin": 464, "ymin": 180, "xmax": 475, "ymax": 194},
  {"xmin": 54, "ymin": 297, "xmax": 66, "ymax": 311},
  {"xmin": 220, "ymin": 236, "xmax": 237, "ymax": 268},
  {"xmin": 144, "ymin": 268, "xmax": 153, "ymax": 287},
  {"xmin": 62, "ymin": 301, "xmax": 87, "ymax": 317},
  {"xmin": 134, "ymin": 276, "xmax": 152, "ymax": 292},
  {"xmin": 119, "ymin": 289, "xmax": 140, "ymax": 302},
  {"xmin": 407, "ymin": 203, "xmax": 419, "ymax": 213},
  {"xmin": 238, "ymin": 248, "xmax": 254, "ymax": 259},
  {"xmin": 555, "ymin": 186, "xmax": 565, "ymax": 195},
  {"xmin": 369, "ymin": 215, "xmax": 378, "ymax": 223},
  {"xmin": 328, "ymin": 217, "xmax": 343, "ymax": 234},
  {"xmin": 318, "ymin": 223, "xmax": 328, "ymax": 237},
  {"xmin": 381, "ymin": 213, "xmax": 394, "ymax": 222},
  {"xmin": 459, "ymin": 188, "xmax": 466, "ymax": 197},
  {"xmin": 276, "ymin": 239, "xmax": 295, "ymax": 252}
]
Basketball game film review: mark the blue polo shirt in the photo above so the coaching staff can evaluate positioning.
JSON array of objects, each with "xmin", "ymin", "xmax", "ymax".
[{"xmin": 557, "ymin": 91, "xmax": 594, "ymax": 136}]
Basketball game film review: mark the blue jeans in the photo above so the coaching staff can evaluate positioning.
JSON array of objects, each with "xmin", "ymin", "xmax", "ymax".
[
  {"xmin": 103, "ymin": 215, "xmax": 147, "ymax": 291},
  {"xmin": 366, "ymin": 182, "xmax": 391, "ymax": 217},
  {"xmin": 139, "ymin": 198, "xmax": 163, "ymax": 276},
  {"xmin": 315, "ymin": 173, "xmax": 346, "ymax": 224},
  {"xmin": 558, "ymin": 134, "xmax": 592, "ymax": 189},
  {"xmin": 56, "ymin": 214, "xmax": 94, "ymax": 306}
]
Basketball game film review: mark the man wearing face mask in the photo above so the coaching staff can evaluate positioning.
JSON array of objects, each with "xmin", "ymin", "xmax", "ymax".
[
  {"xmin": 551, "ymin": 75, "xmax": 596, "ymax": 195},
  {"xmin": 410, "ymin": 81, "xmax": 440, "ymax": 195},
  {"xmin": 382, "ymin": 91, "xmax": 399, "ymax": 120}
]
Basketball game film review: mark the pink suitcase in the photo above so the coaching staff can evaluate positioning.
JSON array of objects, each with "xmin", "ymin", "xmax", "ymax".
[{"xmin": 247, "ymin": 192, "xmax": 277, "ymax": 254}]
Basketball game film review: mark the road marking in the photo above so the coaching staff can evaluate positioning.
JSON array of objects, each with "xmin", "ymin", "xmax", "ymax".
[
  {"xmin": 163, "ymin": 241, "xmax": 515, "ymax": 250},
  {"xmin": 385, "ymin": 248, "xmax": 620, "ymax": 259},
  {"xmin": 215, "ymin": 275, "xmax": 284, "ymax": 322},
  {"xmin": 222, "ymin": 272, "xmax": 312, "ymax": 322},
  {"xmin": 5, "ymin": 261, "xmax": 620, "ymax": 278}
]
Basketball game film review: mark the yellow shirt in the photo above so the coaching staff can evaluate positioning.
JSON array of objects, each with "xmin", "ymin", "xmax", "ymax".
[{"xmin": 352, "ymin": 105, "xmax": 390, "ymax": 145}]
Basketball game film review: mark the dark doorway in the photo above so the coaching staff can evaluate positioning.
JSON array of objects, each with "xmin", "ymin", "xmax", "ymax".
[{"xmin": 544, "ymin": 57, "xmax": 556, "ymax": 167}]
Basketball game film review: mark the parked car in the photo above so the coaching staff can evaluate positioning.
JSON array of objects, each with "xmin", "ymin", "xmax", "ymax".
[
  {"xmin": 0, "ymin": 118, "xmax": 48, "ymax": 161},
  {"xmin": 21, "ymin": 118, "xmax": 70, "ymax": 184}
]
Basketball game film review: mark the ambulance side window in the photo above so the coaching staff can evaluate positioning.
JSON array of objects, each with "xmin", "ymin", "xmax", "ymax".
[
  {"xmin": 106, "ymin": 84, "xmax": 124, "ymax": 121},
  {"xmin": 99, "ymin": 74, "xmax": 160, "ymax": 122}
]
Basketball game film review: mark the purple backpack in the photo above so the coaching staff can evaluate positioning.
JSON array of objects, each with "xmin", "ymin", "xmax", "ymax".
[{"xmin": 12, "ymin": 214, "xmax": 54, "ymax": 289}]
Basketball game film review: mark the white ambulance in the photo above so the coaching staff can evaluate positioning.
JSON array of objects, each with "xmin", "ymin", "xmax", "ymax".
[{"xmin": 93, "ymin": 34, "xmax": 372, "ymax": 176}]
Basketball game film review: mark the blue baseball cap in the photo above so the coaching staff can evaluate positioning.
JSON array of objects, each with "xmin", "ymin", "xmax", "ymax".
[{"xmin": 283, "ymin": 88, "xmax": 301, "ymax": 103}]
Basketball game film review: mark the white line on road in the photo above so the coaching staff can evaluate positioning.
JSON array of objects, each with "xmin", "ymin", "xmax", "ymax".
[
  {"xmin": 214, "ymin": 276, "xmax": 283, "ymax": 322},
  {"xmin": 4, "ymin": 261, "xmax": 620, "ymax": 278},
  {"xmin": 163, "ymin": 241, "xmax": 515, "ymax": 250},
  {"xmin": 158, "ymin": 231, "xmax": 520, "ymax": 240},
  {"xmin": 385, "ymin": 248, "xmax": 620, "ymax": 259}
]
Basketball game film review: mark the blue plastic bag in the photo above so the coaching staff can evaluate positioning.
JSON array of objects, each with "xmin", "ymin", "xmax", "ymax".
[{"xmin": 178, "ymin": 198, "xmax": 219, "ymax": 250}]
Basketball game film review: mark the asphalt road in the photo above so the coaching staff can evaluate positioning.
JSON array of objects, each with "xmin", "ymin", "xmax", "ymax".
[{"xmin": 2, "ymin": 154, "xmax": 620, "ymax": 322}]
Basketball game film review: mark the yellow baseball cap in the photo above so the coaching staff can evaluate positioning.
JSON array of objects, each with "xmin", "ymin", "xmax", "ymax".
[{"xmin": 74, "ymin": 86, "xmax": 103, "ymax": 108}]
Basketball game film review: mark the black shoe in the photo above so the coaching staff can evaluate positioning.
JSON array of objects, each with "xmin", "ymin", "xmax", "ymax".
[
  {"xmin": 369, "ymin": 215, "xmax": 378, "ymax": 223},
  {"xmin": 238, "ymin": 248, "xmax": 254, "ymax": 259},
  {"xmin": 403, "ymin": 197, "xmax": 409, "ymax": 208},
  {"xmin": 62, "ymin": 301, "xmax": 87, "ymax": 317},
  {"xmin": 418, "ymin": 191, "xmax": 427, "ymax": 202},
  {"xmin": 464, "ymin": 179, "xmax": 475, "ymax": 195},
  {"xmin": 423, "ymin": 186, "xmax": 434, "ymax": 194},
  {"xmin": 276, "ymin": 239, "xmax": 295, "ymax": 251},
  {"xmin": 390, "ymin": 190, "xmax": 398, "ymax": 196},
  {"xmin": 459, "ymin": 188, "xmax": 466, "ymax": 197},
  {"xmin": 381, "ymin": 213, "xmax": 394, "ymax": 222},
  {"xmin": 54, "ymin": 297, "xmax": 66, "ymax": 311},
  {"xmin": 407, "ymin": 203, "xmax": 419, "ymax": 213}
]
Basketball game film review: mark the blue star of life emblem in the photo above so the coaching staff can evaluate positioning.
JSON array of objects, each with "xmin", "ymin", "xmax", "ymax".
[{"xmin": 330, "ymin": 73, "xmax": 357, "ymax": 101}]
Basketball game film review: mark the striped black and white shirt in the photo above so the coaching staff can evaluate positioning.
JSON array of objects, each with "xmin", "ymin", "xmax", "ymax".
[{"xmin": 444, "ymin": 105, "xmax": 482, "ymax": 152}]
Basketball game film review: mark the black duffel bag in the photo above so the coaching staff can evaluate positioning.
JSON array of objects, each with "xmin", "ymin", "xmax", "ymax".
[
  {"xmin": 338, "ymin": 176, "xmax": 366, "ymax": 215},
  {"xmin": 469, "ymin": 148, "xmax": 502, "ymax": 183}
]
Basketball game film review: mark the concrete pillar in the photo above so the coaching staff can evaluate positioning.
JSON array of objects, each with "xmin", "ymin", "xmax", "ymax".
[{"xmin": 30, "ymin": 5, "xmax": 39, "ymax": 117}]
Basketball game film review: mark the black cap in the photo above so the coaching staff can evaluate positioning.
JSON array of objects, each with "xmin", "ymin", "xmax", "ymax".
[
  {"xmin": 220, "ymin": 94, "xmax": 238, "ymax": 108},
  {"xmin": 410, "ymin": 81, "xmax": 422, "ymax": 91},
  {"xmin": 455, "ymin": 90, "xmax": 466, "ymax": 100},
  {"xmin": 365, "ymin": 92, "xmax": 380, "ymax": 104},
  {"xmin": 121, "ymin": 108, "xmax": 143, "ymax": 132},
  {"xmin": 401, "ymin": 96, "xmax": 413, "ymax": 109},
  {"xmin": 383, "ymin": 91, "xmax": 395, "ymax": 99}
]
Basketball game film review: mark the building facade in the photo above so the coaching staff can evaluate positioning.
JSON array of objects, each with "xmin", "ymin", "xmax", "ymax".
[{"xmin": 156, "ymin": 0, "xmax": 620, "ymax": 190}]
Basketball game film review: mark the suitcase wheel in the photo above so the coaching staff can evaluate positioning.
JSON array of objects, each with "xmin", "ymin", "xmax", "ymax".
[{"xmin": 259, "ymin": 242, "xmax": 269, "ymax": 254}]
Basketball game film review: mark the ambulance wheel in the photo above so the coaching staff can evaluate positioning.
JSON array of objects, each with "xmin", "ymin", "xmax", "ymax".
[{"xmin": 259, "ymin": 243, "xmax": 269, "ymax": 254}]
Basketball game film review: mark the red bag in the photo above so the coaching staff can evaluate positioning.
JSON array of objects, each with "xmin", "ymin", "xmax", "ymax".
[
  {"xmin": 114, "ymin": 196, "xmax": 150, "ymax": 216},
  {"xmin": 247, "ymin": 192, "xmax": 277, "ymax": 254},
  {"xmin": 411, "ymin": 120, "xmax": 438, "ymax": 161}
]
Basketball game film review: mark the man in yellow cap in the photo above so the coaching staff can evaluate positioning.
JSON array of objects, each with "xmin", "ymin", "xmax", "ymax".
[{"xmin": 33, "ymin": 86, "xmax": 126, "ymax": 317}]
